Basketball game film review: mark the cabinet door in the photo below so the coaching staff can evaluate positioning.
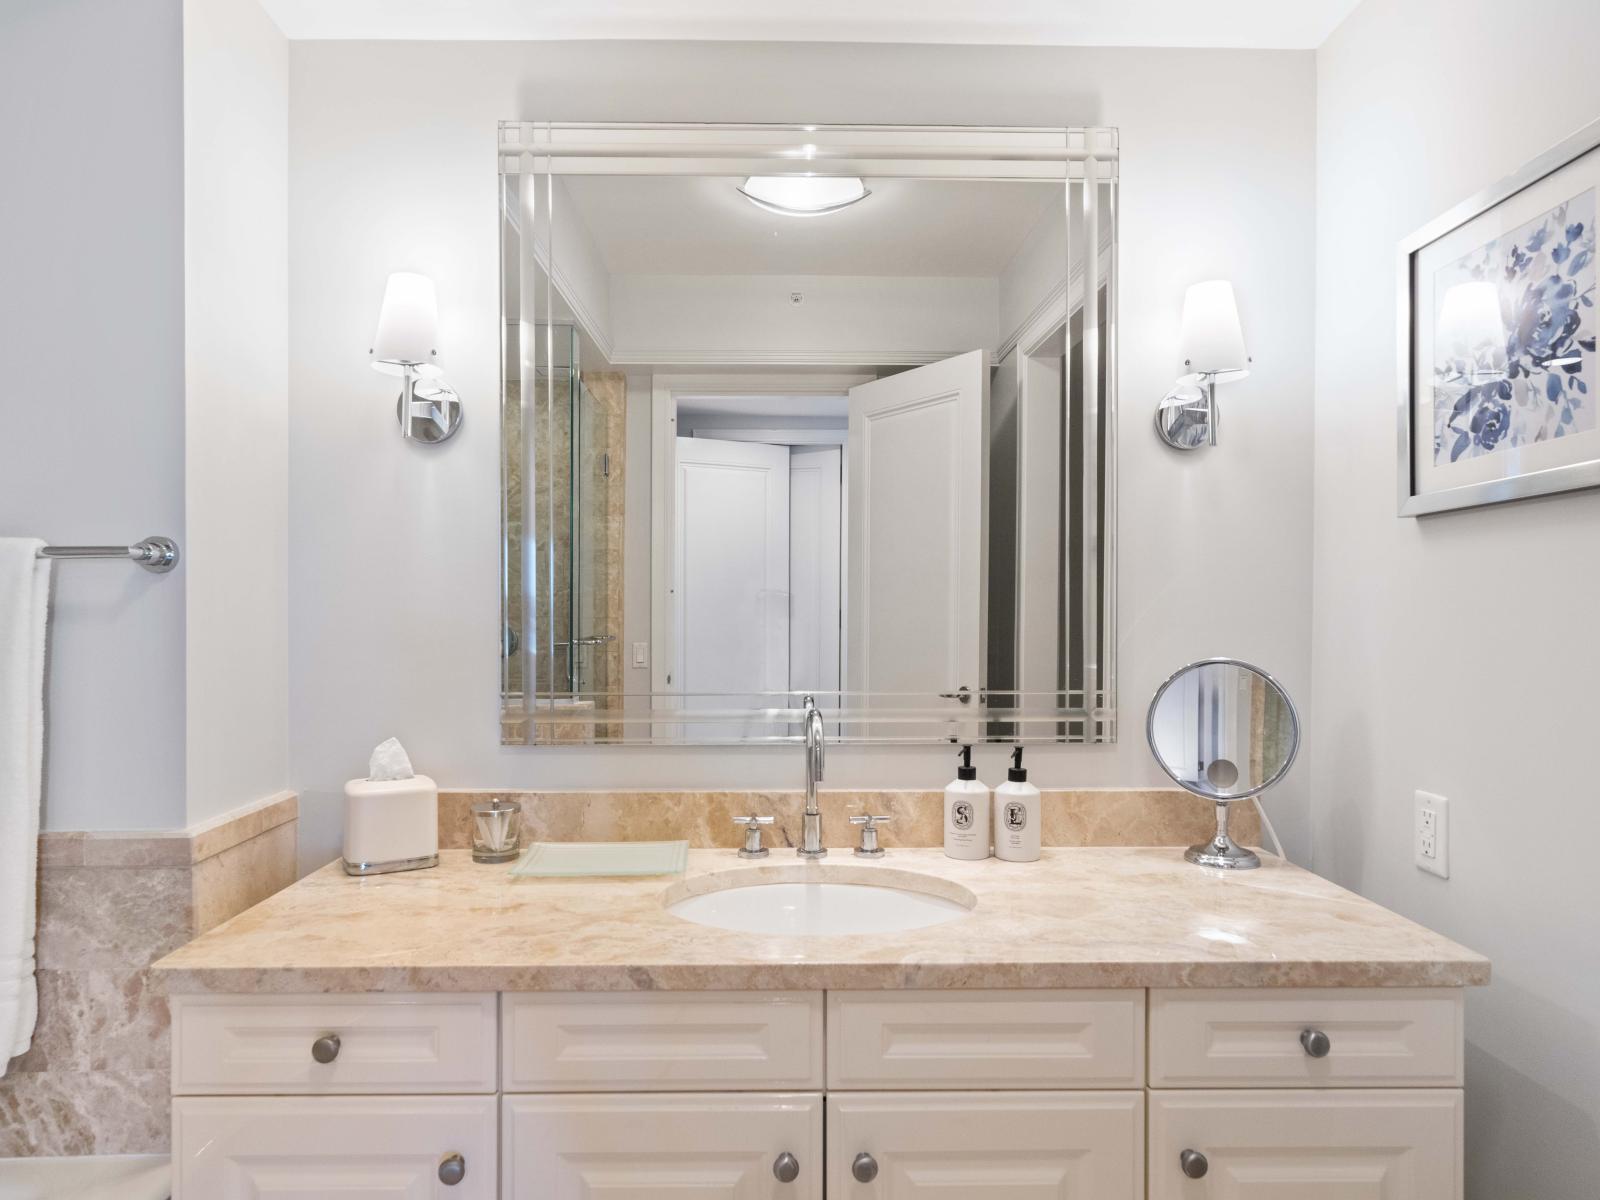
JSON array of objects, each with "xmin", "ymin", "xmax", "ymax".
[
  {"xmin": 173, "ymin": 1095, "xmax": 496, "ymax": 1199},
  {"xmin": 1148, "ymin": 1089, "xmax": 1463, "ymax": 1199},
  {"xmin": 503, "ymin": 1092, "xmax": 823, "ymax": 1199},
  {"xmin": 826, "ymin": 1091, "xmax": 1143, "ymax": 1198}
]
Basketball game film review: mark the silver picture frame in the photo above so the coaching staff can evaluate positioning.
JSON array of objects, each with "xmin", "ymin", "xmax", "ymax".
[{"xmin": 1398, "ymin": 115, "xmax": 1600, "ymax": 516}]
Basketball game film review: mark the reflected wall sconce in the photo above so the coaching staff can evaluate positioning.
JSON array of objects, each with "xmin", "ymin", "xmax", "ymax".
[
  {"xmin": 369, "ymin": 271, "xmax": 463, "ymax": 444},
  {"xmin": 1154, "ymin": 279, "xmax": 1251, "ymax": 451}
]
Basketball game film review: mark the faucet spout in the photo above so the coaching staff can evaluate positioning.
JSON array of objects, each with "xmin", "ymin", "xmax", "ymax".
[{"xmin": 799, "ymin": 695, "xmax": 827, "ymax": 858}]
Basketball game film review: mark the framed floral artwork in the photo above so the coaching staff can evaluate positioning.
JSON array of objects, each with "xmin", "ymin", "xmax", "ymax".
[{"xmin": 1400, "ymin": 117, "xmax": 1600, "ymax": 515}]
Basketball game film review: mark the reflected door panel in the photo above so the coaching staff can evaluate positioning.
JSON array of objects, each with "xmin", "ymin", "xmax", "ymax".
[
  {"xmin": 846, "ymin": 351, "xmax": 988, "ymax": 727},
  {"xmin": 673, "ymin": 437, "xmax": 791, "ymax": 738},
  {"xmin": 789, "ymin": 445, "xmax": 843, "ymax": 696}
]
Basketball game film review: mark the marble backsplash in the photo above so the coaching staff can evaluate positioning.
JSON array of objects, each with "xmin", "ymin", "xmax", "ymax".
[
  {"xmin": 439, "ymin": 787, "xmax": 1259, "ymax": 851},
  {"xmin": 0, "ymin": 793, "xmax": 299, "ymax": 1156}
]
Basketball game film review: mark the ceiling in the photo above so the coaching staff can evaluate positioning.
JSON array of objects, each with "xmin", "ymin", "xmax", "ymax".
[
  {"xmin": 560, "ymin": 176, "xmax": 1059, "ymax": 278},
  {"xmin": 257, "ymin": 0, "xmax": 1361, "ymax": 49}
]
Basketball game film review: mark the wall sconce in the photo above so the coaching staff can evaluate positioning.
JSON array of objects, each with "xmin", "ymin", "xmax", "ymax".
[
  {"xmin": 1154, "ymin": 280, "xmax": 1251, "ymax": 451},
  {"xmin": 369, "ymin": 272, "xmax": 463, "ymax": 444}
]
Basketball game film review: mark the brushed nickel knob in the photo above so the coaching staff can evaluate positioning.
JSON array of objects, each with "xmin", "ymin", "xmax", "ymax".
[
  {"xmin": 310, "ymin": 1033, "xmax": 341, "ymax": 1064},
  {"xmin": 437, "ymin": 1153, "xmax": 466, "ymax": 1185},
  {"xmin": 1180, "ymin": 1149, "xmax": 1208, "ymax": 1179},
  {"xmin": 852, "ymin": 1152, "xmax": 879, "ymax": 1183},
  {"xmin": 1300, "ymin": 1027, "xmax": 1332, "ymax": 1058},
  {"xmin": 772, "ymin": 1151, "xmax": 799, "ymax": 1183}
]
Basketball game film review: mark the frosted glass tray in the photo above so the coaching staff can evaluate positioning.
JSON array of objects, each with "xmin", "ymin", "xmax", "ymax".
[{"xmin": 509, "ymin": 840, "xmax": 689, "ymax": 877}]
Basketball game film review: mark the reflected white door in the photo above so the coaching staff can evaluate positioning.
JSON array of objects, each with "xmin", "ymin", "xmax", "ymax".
[
  {"xmin": 673, "ymin": 437, "xmax": 790, "ymax": 735},
  {"xmin": 789, "ymin": 445, "xmax": 842, "ymax": 697},
  {"xmin": 846, "ymin": 351, "xmax": 987, "ymax": 713}
]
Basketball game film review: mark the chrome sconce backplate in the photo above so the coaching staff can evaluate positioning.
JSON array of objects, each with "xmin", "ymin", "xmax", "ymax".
[
  {"xmin": 396, "ymin": 377, "xmax": 464, "ymax": 444},
  {"xmin": 1155, "ymin": 378, "xmax": 1215, "ymax": 450}
]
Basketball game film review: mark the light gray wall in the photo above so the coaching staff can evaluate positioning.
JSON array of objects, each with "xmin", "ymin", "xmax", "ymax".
[
  {"xmin": 287, "ymin": 40, "xmax": 1317, "ymax": 871},
  {"xmin": 0, "ymin": 0, "xmax": 188, "ymax": 831},
  {"xmin": 1312, "ymin": 1, "xmax": 1600, "ymax": 1195},
  {"xmin": 183, "ymin": 0, "xmax": 291, "ymax": 827}
]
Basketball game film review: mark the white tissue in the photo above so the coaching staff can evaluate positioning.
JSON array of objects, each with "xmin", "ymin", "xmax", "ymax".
[{"xmin": 368, "ymin": 737, "xmax": 415, "ymax": 781}]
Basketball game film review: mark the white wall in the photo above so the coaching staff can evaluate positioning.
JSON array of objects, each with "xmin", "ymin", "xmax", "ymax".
[
  {"xmin": 1312, "ymin": 1, "xmax": 1600, "ymax": 1194},
  {"xmin": 287, "ymin": 40, "xmax": 1316, "ymax": 870},
  {"xmin": 183, "ymin": 0, "xmax": 291, "ymax": 826},
  {"xmin": 608, "ymin": 273, "xmax": 998, "ymax": 364},
  {"xmin": 0, "ymin": 0, "xmax": 188, "ymax": 832}
]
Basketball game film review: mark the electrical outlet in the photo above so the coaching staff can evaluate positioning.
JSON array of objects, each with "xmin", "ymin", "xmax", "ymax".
[{"xmin": 1414, "ymin": 790, "xmax": 1450, "ymax": 878}]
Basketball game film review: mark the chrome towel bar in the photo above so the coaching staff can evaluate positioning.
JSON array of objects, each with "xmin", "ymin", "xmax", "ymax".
[{"xmin": 36, "ymin": 536, "xmax": 180, "ymax": 574}]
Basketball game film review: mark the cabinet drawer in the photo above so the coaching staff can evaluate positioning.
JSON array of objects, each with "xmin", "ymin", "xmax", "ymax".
[
  {"xmin": 503, "ymin": 1092, "xmax": 823, "ymax": 1199},
  {"xmin": 827, "ymin": 989, "xmax": 1143, "ymax": 1089},
  {"xmin": 1148, "ymin": 1089, "xmax": 1462, "ymax": 1199},
  {"xmin": 827, "ymin": 1091, "xmax": 1143, "ymax": 1197},
  {"xmin": 173, "ymin": 1095, "xmax": 497, "ymax": 1199},
  {"xmin": 503, "ymin": 991, "xmax": 824, "ymax": 1091},
  {"xmin": 1148, "ymin": 988, "xmax": 1463, "ymax": 1087},
  {"xmin": 171, "ymin": 993, "xmax": 497, "ymax": 1094}
]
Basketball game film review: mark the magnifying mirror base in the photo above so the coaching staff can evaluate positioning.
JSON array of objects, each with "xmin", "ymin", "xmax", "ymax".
[{"xmin": 1185, "ymin": 836, "xmax": 1261, "ymax": 870}]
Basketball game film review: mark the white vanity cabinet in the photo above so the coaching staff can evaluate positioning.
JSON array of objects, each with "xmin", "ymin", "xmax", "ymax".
[
  {"xmin": 503, "ymin": 1093, "xmax": 824, "ymax": 1199},
  {"xmin": 170, "ymin": 986, "xmax": 1466, "ymax": 1198},
  {"xmin": 827, "ymin": 1091, "xmax": 1144, "ymax": 1197}
]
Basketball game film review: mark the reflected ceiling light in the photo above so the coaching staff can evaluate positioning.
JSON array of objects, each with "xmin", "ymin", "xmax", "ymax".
[{"xmin": 738, "ymin": 175, "xmax": 870, "ymax": 217}]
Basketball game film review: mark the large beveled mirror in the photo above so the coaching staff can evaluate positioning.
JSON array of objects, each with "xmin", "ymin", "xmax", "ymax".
[{"xmin": 500, "ymin": 123, "xmax": 1118, "ymax": 744}]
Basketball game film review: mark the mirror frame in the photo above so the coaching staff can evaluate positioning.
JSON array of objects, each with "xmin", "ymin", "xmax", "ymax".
[{"xmin": 499, "ymin": 122, "xmax": 1120, "ymax": 746}]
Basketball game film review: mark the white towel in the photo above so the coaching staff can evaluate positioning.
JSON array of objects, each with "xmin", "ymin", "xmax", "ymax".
[{"xmin": 0, "ymin": 538, "xmax": 49, "ymax": 1074}]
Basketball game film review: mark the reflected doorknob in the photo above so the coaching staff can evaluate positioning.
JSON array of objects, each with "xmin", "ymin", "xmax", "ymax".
[
  {"xmin": 772, "ymin": 1151, "xmax": 799, "ymax": 1182},
  {"xmin": 1180, "ymin": 1149, "xmax": 1209, "ymax": 1178},
  {"xmin": 852, "ymin": 1152, "xmax": 879, "ymax": 1182},
  {"xmin": 437, "ymin": 1153, "xmax": 466, "ymax": 1185}
]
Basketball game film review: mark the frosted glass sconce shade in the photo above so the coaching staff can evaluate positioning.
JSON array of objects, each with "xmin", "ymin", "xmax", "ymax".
[
  {"xmin": 1436, "ymin": 281, "xmax": 1508, "ymax": 378},
  {"xmin": 1178, "ymin": 280, "xmax": 1250, "ymax": 381},
  {"xmin": 370, "ymin": 272, "xmax": 439, "ymax": 369}
]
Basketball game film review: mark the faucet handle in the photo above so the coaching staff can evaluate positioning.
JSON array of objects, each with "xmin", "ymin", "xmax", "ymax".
[
  {"xmin": 849, "ymin": 814, "xmax": 891, "ymax": 858},
  {"xmin": 733, "ymin": 814, "xmax": 774, "ymax": 859}
]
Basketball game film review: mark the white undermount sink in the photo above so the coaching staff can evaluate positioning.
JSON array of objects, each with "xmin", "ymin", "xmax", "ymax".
[{"xmin": 664, "ymin": 866, "xmax": 975, "ymax": 936}]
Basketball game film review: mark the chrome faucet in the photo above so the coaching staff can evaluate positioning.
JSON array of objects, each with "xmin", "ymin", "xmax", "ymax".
[{"xmin": 799, "ymin": 695, "xmax": 827, "ymax": 858}]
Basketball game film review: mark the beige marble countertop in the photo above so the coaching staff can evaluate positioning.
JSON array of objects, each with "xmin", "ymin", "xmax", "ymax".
[{"xmin": 151, "ymin": 848, "xmax": 1488, "ymax": 993}]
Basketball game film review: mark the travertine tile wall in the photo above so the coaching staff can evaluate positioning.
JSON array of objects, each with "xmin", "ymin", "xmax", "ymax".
[{"xmin": 0, "ymin": 793, "xmax": 298, "ymax": 1156}]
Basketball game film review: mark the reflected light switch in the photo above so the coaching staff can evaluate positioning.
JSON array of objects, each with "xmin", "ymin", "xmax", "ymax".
[{"xmin": 632, "ymin": 641, "xmax": 648, "ymax": 669}]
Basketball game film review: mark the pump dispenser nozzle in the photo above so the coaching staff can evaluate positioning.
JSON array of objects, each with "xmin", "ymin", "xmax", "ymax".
[
  {"xmin": 957, "ymin": 745, "xmax": 976, "ymax": 781},
  {"xmin": 1008, "ymin": 746, "xmax": 1027, "ymax": 782}
]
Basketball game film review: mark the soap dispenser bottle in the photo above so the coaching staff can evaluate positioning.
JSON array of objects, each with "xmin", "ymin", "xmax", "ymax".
[
  {"xmin": 943, "ymin": 745, "xmax": 991, "ymax": 860},
  {"xmin": 994, "ymin": 747, "xmax": 1041, "ymax": 862}
]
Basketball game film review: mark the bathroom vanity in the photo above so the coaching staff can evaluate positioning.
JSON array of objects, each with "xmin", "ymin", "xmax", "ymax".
[{"xmin": 154, "ymin": 847, "xmax": 1486, "ymax": 1198}]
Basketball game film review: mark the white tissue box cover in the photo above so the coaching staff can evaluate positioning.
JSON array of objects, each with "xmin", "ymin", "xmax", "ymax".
[{"xmin": 343, "ymin": 774, "xmax": 439, "ymax": 868}]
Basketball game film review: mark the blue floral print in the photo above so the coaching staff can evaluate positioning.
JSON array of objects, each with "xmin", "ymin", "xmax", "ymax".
[{"xmin": 1433, "ymin": 190, "xmax": 1597, "ymax": 465}]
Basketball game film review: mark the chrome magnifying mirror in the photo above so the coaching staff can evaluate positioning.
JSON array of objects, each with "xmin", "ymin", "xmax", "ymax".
[{"xmin": 1146, "ymin": 658, "xmax": 1300, "ymax": 870}]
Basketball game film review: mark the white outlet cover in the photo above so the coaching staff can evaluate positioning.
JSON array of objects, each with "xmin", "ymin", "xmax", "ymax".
[{"xmin": 1414, "ymin": 790, "xmax": 1450, "ymax": 879}]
